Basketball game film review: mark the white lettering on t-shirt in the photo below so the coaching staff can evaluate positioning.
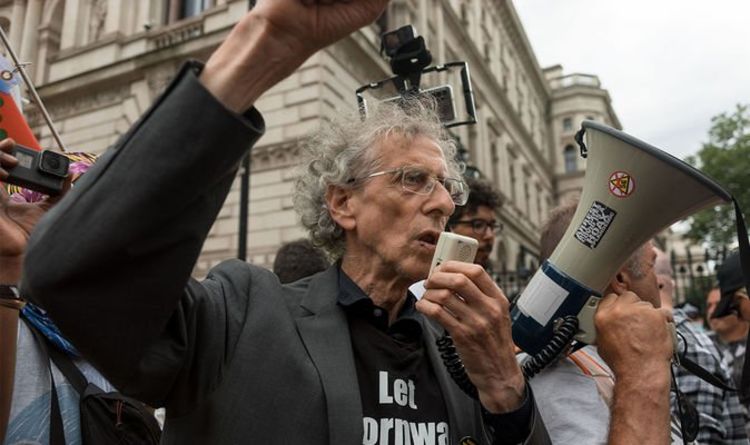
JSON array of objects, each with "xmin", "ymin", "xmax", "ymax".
[
  {"xmin": 410, "ymin": 422, "xmax": 435, "ymax": 445},
  {"xmin": 362, "ymin": 417, "xmax": 449, "ymax": 445},
  {"xmin": 378, "ymin": 371, "xmax": 418, "ymax": 409},
  {"xmin": 367, "ymin": 371, "xmax": 447, "ymax": 444},
  {"xmin": 380, "ymin": 418, "xmax": 394, "ymax": 444},
  {"xmin": 364, "ymin": 417, "xmax": 379, "ymax": 445}
]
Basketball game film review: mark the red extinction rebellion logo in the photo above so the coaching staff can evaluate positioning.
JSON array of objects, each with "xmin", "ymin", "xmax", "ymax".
[{"xmin": 608, "ymin": 171, "xmax": 635, "ymax": 198}]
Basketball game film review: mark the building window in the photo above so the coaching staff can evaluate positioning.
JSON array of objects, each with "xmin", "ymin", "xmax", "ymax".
[
  {"xmin": 562, "ymin": 117, "xmax": 573, "ymax": 132},
  {"xmin": 564, "ymin": 145, "xmax": 577, "ymax": 173},
  {"xmin": 166, "ymin": 0, "xmax": 211, "ymax": 23}
]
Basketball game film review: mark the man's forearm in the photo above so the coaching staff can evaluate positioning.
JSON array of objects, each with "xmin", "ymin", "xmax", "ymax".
[{"xmin": 608, "ymin": 364, "xmax": 671, "ymax": 445}]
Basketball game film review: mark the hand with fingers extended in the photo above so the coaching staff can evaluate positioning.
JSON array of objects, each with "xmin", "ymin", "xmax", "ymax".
[
  {"xmin": 0, "ymin": 138, "xmax": 67, "ymax": 276},
  {"xmin": 201, "ymin": 0, "xmax": 390, "ymax": 112},
  {"xmin": 595, "ymin": 291, "xmax": 673, "ymax": 445},
  {"xmin": 416, "ymin": 260, "xmax": 525, "ymax": 414}
]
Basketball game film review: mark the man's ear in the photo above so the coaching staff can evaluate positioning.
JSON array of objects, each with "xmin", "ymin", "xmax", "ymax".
[
  {"xmin": 325, "ymin": 185, "xmax": 356, "ymax": 231},
  {"xmin": 609, "ymin": 269, "xmax": 630, "ymax": 295}
]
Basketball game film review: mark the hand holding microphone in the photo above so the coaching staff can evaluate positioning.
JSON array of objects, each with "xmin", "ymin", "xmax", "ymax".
[{"xmin": 417, "ymin": 233, "xmax": 526, "ymax": 413}]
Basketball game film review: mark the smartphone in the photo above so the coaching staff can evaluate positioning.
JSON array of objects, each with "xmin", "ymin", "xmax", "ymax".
[{"xmin": 429, "ymin": 232, "xmax": 478, "ymax": 276}]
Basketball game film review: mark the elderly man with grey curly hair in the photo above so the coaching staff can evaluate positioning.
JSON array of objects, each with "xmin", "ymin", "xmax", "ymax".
[
  {"xmin": 18, "ymin": 1, "xmax": 673, "ymax": 444},
  {"xmin": 17, "ymin": 0, "xmax": 552, "ymax": 443}
]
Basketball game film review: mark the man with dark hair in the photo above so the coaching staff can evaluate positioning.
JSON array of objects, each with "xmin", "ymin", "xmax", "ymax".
[
  {"xmin": 446, "ymin": 178, "xmax": 502, "ymax": 269},
  {"xmin": 273, "ymin": 239, "xmax": 329, "ymax": 284}
]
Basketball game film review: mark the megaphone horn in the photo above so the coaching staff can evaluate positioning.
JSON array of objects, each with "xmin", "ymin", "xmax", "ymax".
[{"xmin": 511, "ymin": 120, "xmax": 731, "ymax": 357}]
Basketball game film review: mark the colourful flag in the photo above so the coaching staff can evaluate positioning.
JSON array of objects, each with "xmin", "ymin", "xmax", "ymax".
[{"xmin": 0, "ymin": 55, "xmax": 41, "ymax": 150}]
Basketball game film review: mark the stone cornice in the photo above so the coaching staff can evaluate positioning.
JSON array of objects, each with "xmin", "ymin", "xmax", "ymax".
[
  {"xmin": 25, "ymin": 83, "xmax": 132, "ymax": 126},
  {"xmin": 251, "ymin": 141, "xmax": 302, "ymax": 172},
  {"xmin": 497, "ymin": 0, "xmax": 550, "ymax": 99},
  {"xmin": 438, "ymin": 0, "xmax": 553, "ymax": 183}
]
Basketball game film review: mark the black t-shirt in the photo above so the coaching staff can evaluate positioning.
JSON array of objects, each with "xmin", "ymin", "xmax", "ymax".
[
  {"xmin": 340, "ymin": 271, "xmax": 450, "ymax": 444},
  {"xmin": 338, "ymin": 269, "xmax": 534, "ymax": 445}
]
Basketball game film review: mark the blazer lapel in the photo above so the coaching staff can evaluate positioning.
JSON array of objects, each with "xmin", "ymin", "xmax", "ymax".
[{"xmin": 296, "ymin": 267, "xmax": 363, "ymax": 444}]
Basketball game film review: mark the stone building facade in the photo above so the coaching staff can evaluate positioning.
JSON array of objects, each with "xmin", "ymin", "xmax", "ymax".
[{"xmin": 1, "ymin": 0, "xmax": 619, "ymax": 279}]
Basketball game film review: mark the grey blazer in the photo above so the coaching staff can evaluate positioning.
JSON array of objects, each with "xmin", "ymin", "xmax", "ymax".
[{"xmin": 22, "ymin": 63, "xmax": 549, "ymax": 444}]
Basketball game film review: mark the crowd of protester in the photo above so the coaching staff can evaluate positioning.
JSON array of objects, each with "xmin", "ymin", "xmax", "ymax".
[{"xmin": 0, "ymin": 1, "xmax": 748, "ymax": 444}]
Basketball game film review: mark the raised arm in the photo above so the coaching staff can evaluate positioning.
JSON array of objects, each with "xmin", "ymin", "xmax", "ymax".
[
  {"xmin": 20, "ymin": 0, "xmax": 387, "ymax": 399},
  {"xmin": 595, "ymin": 292, "xmax": 673, "ymax": 445}
]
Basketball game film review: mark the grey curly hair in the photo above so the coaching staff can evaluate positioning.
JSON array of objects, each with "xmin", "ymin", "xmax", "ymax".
[{"xmin": 293, "ymin": 101, "xmax": 463, "ymax": 260}]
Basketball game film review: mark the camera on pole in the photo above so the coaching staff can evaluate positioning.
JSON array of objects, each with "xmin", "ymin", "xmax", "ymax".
[{"xmin": 356, "ymin": 25, "xmax": 477, "ymax": 129}]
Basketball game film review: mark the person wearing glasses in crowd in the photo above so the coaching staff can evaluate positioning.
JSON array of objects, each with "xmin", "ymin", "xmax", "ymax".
[{"xmin": 446, "ymin": 178, "xmax": 502, "ymax": 270}]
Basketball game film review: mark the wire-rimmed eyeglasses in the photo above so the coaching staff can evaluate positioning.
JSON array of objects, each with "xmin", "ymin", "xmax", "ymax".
[{"xmin": 350, "ymin": 165, "xmax": 469, "ymax": 206}]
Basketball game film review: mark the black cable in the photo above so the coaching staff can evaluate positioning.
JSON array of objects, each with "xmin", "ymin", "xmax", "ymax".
[
  {"xmin": 436, "ymin": 315, "xmax": 580, "ymax": 400},
  {"xmin": 436, "ymin": 333, "xmax": 478, "ymax": 400},
  {"xmin": 672, "ymin": 364, "xmax": 699, "ymax": 443},
  {"xmin": 521, "ymin": 316, "xmax": 579, "ymax": 379}
]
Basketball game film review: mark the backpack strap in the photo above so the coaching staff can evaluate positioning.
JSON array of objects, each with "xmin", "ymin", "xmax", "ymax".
[
  {"xmin": 24, "ymin": 316, "xmax": 67, "ymax": 445},
  {"xmin": 0, "ymin": 285, "xmax": 24, "ymax": 442},
  {"xmin": 36, "ymin": 327, "xmax": 89, "ymax": 396}
]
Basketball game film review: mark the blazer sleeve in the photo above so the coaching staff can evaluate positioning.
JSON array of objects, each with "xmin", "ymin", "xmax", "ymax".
[{"xmin": 20, "ymin": 61, "xmax": 265, "ymax": 403}]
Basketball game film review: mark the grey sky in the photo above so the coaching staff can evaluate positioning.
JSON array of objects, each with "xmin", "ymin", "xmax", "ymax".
[{"xmin": 513, "ymin": 0, "xmax": 750, "ymax": 160}]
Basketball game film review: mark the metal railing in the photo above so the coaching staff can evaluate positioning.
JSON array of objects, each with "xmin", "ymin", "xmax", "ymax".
[{"xmin": 670, "ymin": 247, "xmax": 728, "ymax": 309}]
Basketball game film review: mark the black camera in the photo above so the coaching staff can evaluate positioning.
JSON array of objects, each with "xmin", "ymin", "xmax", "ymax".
[
  {"xmin": 381, "ymin": 25, "xmax": 417, "ymax": 58},
  {"xmin": 5, "ymin": 145, "xmax": 69, "ymax": 195},
  {"xmin": 357, "ymin": 25, "xmax": 476, "ymax": 129}
]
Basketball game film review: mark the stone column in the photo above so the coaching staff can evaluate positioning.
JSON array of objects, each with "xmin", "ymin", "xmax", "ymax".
[
  {"xmin": 61, "ymin": 0, "xmax": 82, "ymax": 50},
  {"xmin": 9, "ymin": 0, "xmax": 26, "ymax": 51},
  {"xmin": 418, "ymin": 0, "xmax": 427, "ymax": 40},
  {"xmin": 19, "ymin": 0, "xmax": 43, "ymax": 80}
]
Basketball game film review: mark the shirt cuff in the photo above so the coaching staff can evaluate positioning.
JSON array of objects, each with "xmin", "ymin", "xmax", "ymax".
[{"xmin": 482, "ymin": 382, "xmax": 534, "ymax": 445}]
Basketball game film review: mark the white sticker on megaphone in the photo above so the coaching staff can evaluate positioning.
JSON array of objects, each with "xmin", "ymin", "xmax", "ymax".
[{"xmin": 516, "ymin": 268, "xmax": 569, "ymax": 326}]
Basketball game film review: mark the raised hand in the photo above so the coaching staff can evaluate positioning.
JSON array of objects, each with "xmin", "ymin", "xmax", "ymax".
[
  {"xmin": 416, "ymin": 261, "xmax": 525, "ymax": 413},
  {"xmin": 252, "ymin": 0, "xmax": 390, "ymax": 57},
  {"xmin": 0, "ymin": 139, "xmax": 66, "ymax": 279},
  {"xmin": 201, "ymin": 0, "xmax": 389, "ymax": 112},
  {"xmin": 596, "ymin": 292, "xmax": 673, "ymax": 444},
  {"xmin": 595, "ymin": 291, "xmax": 673, "ymax": 377}
]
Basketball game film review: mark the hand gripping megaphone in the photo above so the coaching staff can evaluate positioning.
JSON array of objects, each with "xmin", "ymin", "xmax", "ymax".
[{"xmin": 511, "ymin": 120, "xmax": 731, "ymax": 357}]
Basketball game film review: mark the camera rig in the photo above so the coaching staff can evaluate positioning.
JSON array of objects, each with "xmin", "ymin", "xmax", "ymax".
[{"xmin": 356, "ymin": 25, "xmax": 477, "ymax": 129}]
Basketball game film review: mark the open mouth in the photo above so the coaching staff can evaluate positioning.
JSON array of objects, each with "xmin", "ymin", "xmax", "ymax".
[{"xmin": 417, "ymin": 232, "xmax": 439, "ymax": 247}]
